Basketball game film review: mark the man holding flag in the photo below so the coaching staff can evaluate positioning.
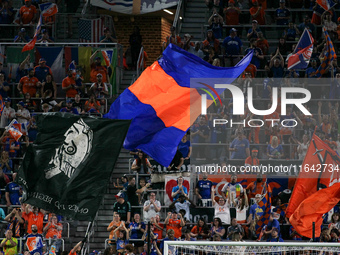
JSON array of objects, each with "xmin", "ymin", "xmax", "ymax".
[{"xmin": 287, "ymin": 28, "xmax": 314, "ymax": 70}]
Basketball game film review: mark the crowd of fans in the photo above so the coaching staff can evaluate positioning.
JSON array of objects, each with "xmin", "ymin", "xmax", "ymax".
[{"xmin": 110, "ymin": 168, "xmax": 340, "ymax": 255}]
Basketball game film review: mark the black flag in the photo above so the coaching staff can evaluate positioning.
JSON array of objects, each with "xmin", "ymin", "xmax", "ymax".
[{"xmin": 17, "ymin": 113, "xmax": 130, "ymax": 220}]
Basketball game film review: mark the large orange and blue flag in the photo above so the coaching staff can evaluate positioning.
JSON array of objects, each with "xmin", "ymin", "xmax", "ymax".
[
  {"xmin": 255, "ymin": 183, "xmax": 272, "ymax": 237},
  {"xmin": 315, "ymin": 27, "xmax": 336, "ymax": 77},
  {"xmin": 105, "ymin": 44, "xmax": 253, "ymax": 166}
]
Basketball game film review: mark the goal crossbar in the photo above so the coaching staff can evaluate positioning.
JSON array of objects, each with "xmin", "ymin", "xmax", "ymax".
[{"xmin": 164, "ymin": 241, "xmax": 340, "ymax": 255}]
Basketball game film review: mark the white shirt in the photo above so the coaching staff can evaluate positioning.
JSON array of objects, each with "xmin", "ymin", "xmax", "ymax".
[
  {"xmin": 17, "ymin": 108, "xmax": 30, "ymax": 124},
  {"xmin": 143, "ymin": 199, "xmax": 161, "ymax": 222},
  {"xmin": 0, "ymin": 107, "xmax": 15, "ymax": 128},
  {"xmin": 214, "ymin": 202, "xmax": 230, "ymax": 224},
  {"xmin": 175, "ymin": 200, "xmax": 191, "ymax": 221},
  {"xmin": 236, "ymin": 205, "xmax": 249, "ymax": 223}
]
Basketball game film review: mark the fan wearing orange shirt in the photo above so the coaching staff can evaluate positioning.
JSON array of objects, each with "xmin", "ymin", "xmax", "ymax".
[
  {"xmin": 245, "ymin": 149, "xmax": 260, "ymax": 173},
  {"xmin": 90, "ymin": 50, "xmax": 109, "ymax": 83},
  {"xmin": 164, "ymin": 211, "xmax": 185, "ymax": 239},
  {"xmin": 26, "ymin": 206, "xmax": 44, "ymax": 234},
  {"xmin": 242, "ymin": 63, "xmax": 257, "ymax": 78},
  {"xmin": 246, "ymin": 174, "xmax": 267, "ymax": 199},
  {"xmin": 250, "ymin": 0, "xmax": 266, "ymax": 25},
  {"xmin": 223, "ymin": 0, "xmax": 240, "ymax": 26},
  {"xmin": 19, "ymin": 0, "xmax": 37, "ymax": 25},
  {"xmin": 62, "ymin": 69, "xmax": 78, "ymax": 98},
  {"xmin": 107, "ymin": 213, "xmax": 124, "ymax": 244},
  {"xmin": 18, "ymin": 68, "xmax": 41, "ymax": 98},
  {"xmin": 44, "ymin": 215, "xmax": 63, "ymax": 239}
]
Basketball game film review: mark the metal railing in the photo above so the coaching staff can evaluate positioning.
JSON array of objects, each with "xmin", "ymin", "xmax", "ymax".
[{"xmin": 136, "ymin": 46, "xmax": 144, "ymax": 78}]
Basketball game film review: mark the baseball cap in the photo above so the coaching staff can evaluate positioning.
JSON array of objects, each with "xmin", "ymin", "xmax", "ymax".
[
  {"xmin": 252, "ymin": 20, "xmax": 258, "ymax": 23},
  {"xmin": 230, "ymin": 28, "xmax": 237, "ymax": 33},
  {"xmin": 41, "ymin": 29, "xmax": 47, "ymax": 33},
  {"xmin": 20, "ymin": 28, "xmax": 26, "ymax": 33},
  {"xmin": 4, "ymin": 97, "xmax": 11, "ymax": 103},
  {"xmin": 39, "ymin": 58, "xmax": 46, "ymax": 63},
  {"xmin": 66, "ymin": 99, "xmax": 73, "ymax": 104},
  {"xmin": 255, "ymin": 194, "xmax": 262, "ymax": 198},
  {"xmin": 17, "ymin": 101, "xmax": 25, "ymax": 107},
  {"xmin": 184, "ymin": 33, "xmax": 191, "ymax": 38},
  {"xmin": 96, "ymin": 73, "xmax": 103, "ymax": 77},
  {"xmin": 252, "ymin": 149, "xmax": 259, "ymax": 152},
  {"xmin": 115, "ymin": 192, "xmax": 124, "ymax": 199}
]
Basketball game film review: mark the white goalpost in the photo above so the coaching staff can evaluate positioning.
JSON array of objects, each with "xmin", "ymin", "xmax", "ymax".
[{"xmin": 164, "ymin": 241, "xmax": 340, "ymax": 255}]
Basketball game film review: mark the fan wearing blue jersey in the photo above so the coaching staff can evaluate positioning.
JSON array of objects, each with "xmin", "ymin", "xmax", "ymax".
[{"xmin": 195, "ymin": 172, "xmax": 213, "ymax": 206}]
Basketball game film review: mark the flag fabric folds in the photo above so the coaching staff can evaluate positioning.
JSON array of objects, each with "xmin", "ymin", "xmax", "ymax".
[
  {"xmin": 17, "ymin": 113, "xmax": 130, "ymax": 220},
  {"xmin": 6, "ymin": 119, "xmax": 23, "ymax": 141},
  {"xmin": 255, "ymin": 183, "xmax": 272, "ymax": 236},
  {"xmin": 39, "ymin": 2, "xmax": 58, "ymax": 17},
  {"xmin": 102, "ymin": 49, "xmax": 114, "ymax": 66},
  {"xmin": 78, "ymin": 18, "xmax": 103, "ymax": 43},
  {"xmin": 22, "ymin": 15, "xmax": 42, "ymax": 52},
  {"xmin": 316, "ymin": 0, "xmax": 336, "ymax": 10},
  {"xmin": 287, "ymin": 28, "xmax": 314, "ymax": 70},
  {"xmin": 286, "ymin": 133, "xmax": 340, "ymax": 219},
  {"xmin": 104, "ymin": 44, "xmax": 253, "ymax": 167},
  {"xmin": 90, "ymin": 0, "xmax": 178, "ymax": 14},
  {"xmin": 315, "ymin": 27, "xmax": 337, "ymax": 77},
  {"xmin": 64, "ymin": 46, "xmax": 93, "ymax": 82},
  {"xmin": 290, "ymin": 183, "xmax": 340, "ymax": 238}
]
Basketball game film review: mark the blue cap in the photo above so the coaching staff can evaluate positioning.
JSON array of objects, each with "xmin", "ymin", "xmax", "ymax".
[
  {"xmin": 17, "ymin": 101, "xmax": 25, "ymax": 107},
  {"xmin": 4, "ymin": 97, "xmax": 10, "ymax": 102},
  {"xmin": 41, "ymin": 29, "xmax": 47, "ymax": 33},
  {"xmin": 39, "ymin": 58, "xmax": 46, "ymax": 63},
  {"xmin": 66, "ymin": 99, "xmax": 73, "ymax": 104}
]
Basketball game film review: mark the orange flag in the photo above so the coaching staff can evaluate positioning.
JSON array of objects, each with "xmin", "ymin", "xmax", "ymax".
[
  {"xmin": 289, "ymin": 183, "xmax": 340, "ymax": 238},
  {"xmin": 22, "ymin": 15, "xmax": 42, "ymax": 52},
  {"xmin": 286, "ymin": 133, "xmax": 340, "ymax": 217}
]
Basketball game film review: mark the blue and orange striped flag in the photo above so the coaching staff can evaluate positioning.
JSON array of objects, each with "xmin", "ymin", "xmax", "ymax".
[
  {"xmin": 315, "ymin": 27, "xmax": 337, "ymax": 77},
  {"xmin": 255, "ymin": 183, "xmax": 272, "ymax": 238},
  {"xmin": 105, "ymin": 44, "xmax": 253, "ymax": 166}
]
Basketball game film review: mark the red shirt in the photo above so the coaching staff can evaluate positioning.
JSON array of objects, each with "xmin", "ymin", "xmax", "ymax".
[
  {"xmin": 242, "ymin": 64, "xmax": 257, "ymax": 78},
  {"xmin": 166, "ymin": 219, "xmax": 182, "ymax": 238},
  {"xmin": 224, "ymin": 7, "xmax": 240, "ymax": 25},
  {"xmin": 153, "ymin": 222, "xmax": 164, "ymax": 240},
  {"xmin": 62, "ymin": 76, "xmax": 77, "ymax": 98},
  {"xmin": 19, "ymin": 5, "xmax": 37, "ymax": 24},
  {"xmin": 250, "ymin": 7, "xmax": 266, "ymax": 25},
  {"xmin": 19, "ymin": 76, "xmax": 40, "ymax": 97}
]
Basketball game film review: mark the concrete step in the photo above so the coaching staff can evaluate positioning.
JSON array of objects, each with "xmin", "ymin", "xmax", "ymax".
[
  {"xmin": 183, "ymin": 17, "xmax": 207, "ymax": 23},
  {"xmin": 182, "ymin": 23, "xmax": 204, "ymax": 28},
  {"xmin": 185, "ymin": 12, "xmax": 209, "ymax": 18},
  {"xmin": 186, "ymin": 2, "xmax": 208, "ymax": 8},
  {"xmin": 185, "ymin": 7, "xmax": 207, "ymax": 13}
]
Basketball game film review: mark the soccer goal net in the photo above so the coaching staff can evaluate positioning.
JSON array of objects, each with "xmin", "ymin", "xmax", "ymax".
[{"xmin": 163, "ymin": 241, "xmax": 340, "ymax": 255}]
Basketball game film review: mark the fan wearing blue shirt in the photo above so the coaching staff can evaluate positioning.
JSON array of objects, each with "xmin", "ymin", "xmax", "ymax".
[
  {"xmin": 245, "ymin": 38, "xmax": 264, "ymax": 69},
  {"xmin": 264, "ymin": 213, "xmax": 280, "ymax": 236},
  {"xmin": 171, "ymin": 176, "xmax": 188, "ymax": 201},
  {"xmin": 229, "ymin": 131, "xmax": 250, "ymax": 160},
  {"xmin": 223, "ymin": 28, "xmax": 243, "ymax": 66},
  {"xmin": 267, "ymin": 228, "xmax": 284, "ymax": 242},
  {"xmin": 14, "ymin": 28, "xmax": 31, "ymax": 43},
  {"xmin": 195, "ymin": 172, "xmax": 213, "ymax": 202}
]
